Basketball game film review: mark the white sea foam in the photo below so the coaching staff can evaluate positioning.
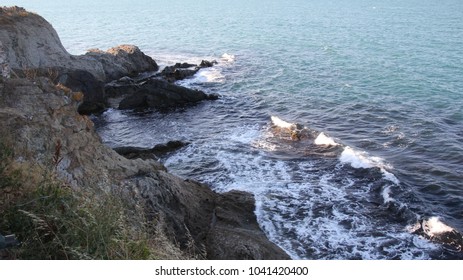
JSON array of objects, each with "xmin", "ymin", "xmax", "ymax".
[
  {"xmin": 162, "ymin": 119, "xmax": 429, "ymax": 259},
  {"xmin": 340, "ymin": 146, "xmax": 400, "ymax": 184},
  {"xmin": 175, "ymin": 53, "xmax": 236, "ymax": 87},
  {"xmin": 422, "ymin": 217, "xmax": 455, "ymax": 237},
  {"xmin": 221, "ymin": 53, "xmax": 235, "ymax": 63},
  {"xmin": 314, "ymin": 132, "xmax": 339, "ymax": 146},
  {"xmin": 340, "ymin": 146, "xmax": 374, "ymax": 169},
  {"xmin": 271, "ymin": 116, "xmax": 294, "ymax": 129},
  {"xmin": 196, "ymin": 67, "xmax": 225, "ymax": 83},
  {"xmin": 381, "ymin": 185, "xmax": 395, "ymax": 204}
]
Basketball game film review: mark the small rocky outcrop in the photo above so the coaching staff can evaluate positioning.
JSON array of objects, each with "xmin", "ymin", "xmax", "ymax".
[
  {"xmin": 86, "ymin": 45, "xmax": 159, "ymax": 82},
  {"xmin": 160, "ymin": 60, "xmax": 216, "ymax": 82},
  {"xmin": 114, "ymin": 140, "xmax": 189, "ymax": 160},
  {"xmin": 54, "ymin": 69, "xmax": 106, "ymax": 114},
  {"xmin": 113, "ymin": 78, "xmax": 218, "ymax": 110}
]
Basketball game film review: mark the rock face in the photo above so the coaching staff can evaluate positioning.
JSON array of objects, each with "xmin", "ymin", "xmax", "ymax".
[
  {"xmin": 207, "ymin": 191, "xmax": 289, "ymax": 259},
  {"xmin": 55, "ymin": 69, "xmax": 106, "ymax": 114},
  {"xmin": 0, "ymin": 7, "xmax": 104, "ymax": 80},
  {"xmin": 0, "ymin": 41, "xmax": 10, "ymax": 78}
]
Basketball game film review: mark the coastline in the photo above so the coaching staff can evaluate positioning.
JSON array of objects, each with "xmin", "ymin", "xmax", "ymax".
[{"xmin": 0, "ymin": 6, "xmax": 289, "ymax": 260}]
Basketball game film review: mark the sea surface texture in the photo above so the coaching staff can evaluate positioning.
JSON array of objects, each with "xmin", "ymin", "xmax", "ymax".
[{"xmin": 7, "ymin": 0, "xmax": 463, "ymax": 259}]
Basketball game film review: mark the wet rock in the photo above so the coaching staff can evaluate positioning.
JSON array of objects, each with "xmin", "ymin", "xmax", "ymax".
[
  {"xmin": 161, "ymin": 63, "xmax": 199, "ymax": 82},
  {"xmin": 160, "ymin": 60, "xmax": 217, "ymax": 82},
  {"xmin": 118, "ymin": 79, "xmax": 217, "ymax": 110},
  {"xmin": 207, "ymin": 191, "xmax": 290, "ymax": 260},
  {"xmin": 114, "ymin": 140, "xmax": 189, "ymax": 160},
  {"xmin": 199, "ymin": 60, "xmax": 217, "ymax": 68}
]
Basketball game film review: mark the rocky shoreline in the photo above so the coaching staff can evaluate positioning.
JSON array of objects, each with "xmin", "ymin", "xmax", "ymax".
[{"xmin": 0, "ymin": 6, "xmax": 289, "ymax": 259}]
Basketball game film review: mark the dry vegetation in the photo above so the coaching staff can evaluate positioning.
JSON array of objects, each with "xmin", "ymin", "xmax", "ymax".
[
  {"xmin": 0, "ymin": 6, "xmax": 33, "ymax": 25},
  {"xmin": 0, "ymin": 98, "xmax": 187, "ymax": 259}
]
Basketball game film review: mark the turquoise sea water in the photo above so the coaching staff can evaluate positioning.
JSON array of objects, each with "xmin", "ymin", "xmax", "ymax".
[{"xmin": 5, "ymin": 0, "xmax": 463, "ymax": 259}]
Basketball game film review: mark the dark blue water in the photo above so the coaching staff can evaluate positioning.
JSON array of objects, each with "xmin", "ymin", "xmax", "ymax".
[{"xmin": 7, "ymin": 0, "xmax": 463, "ymax": 259}]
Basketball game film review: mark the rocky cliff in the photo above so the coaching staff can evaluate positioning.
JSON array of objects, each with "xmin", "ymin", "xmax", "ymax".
[{"xmin": 0, "ymin": 6, "xmax": 289, "ymax": 259}]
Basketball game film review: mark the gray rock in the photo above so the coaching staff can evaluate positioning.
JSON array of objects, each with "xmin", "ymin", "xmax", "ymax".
[
  {"xmin": 207, "ymin": 191, "xmax": 290, "ymax": 259},
  {"xmin": 86, "ymin": 45, "xmax": 158, "ymax": 82},
  {"xmin": 0, "ymin": 41, "xmax": 10, "ymax": 78},
  {"xmin": 0, "ymin": 7, "xmax": 105, "ymax": 81}
]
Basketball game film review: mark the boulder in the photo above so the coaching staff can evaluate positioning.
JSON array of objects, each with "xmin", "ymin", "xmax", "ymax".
[
  {"xmin": 124, "ymin": 172, "xmax": 290, "ymax": 259},
  {"xmin": 86, "ymin": 45, "xmax": 159, "ymax": 82}
]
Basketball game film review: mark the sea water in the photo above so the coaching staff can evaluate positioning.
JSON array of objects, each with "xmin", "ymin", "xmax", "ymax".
[{"xmin": 5, "ymin": 0, "xmax": 463, "ymax": 259}]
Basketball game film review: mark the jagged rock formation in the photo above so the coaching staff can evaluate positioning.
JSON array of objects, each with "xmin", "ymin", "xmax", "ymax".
[{"xmin": 0, "ymin": 6, "xmax": 289, "ymax": 259}]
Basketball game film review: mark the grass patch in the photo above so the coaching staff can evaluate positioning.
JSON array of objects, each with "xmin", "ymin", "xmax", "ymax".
[{"xmin": 0, "ymin": 140, "xmax": 185, "ymax": 259}]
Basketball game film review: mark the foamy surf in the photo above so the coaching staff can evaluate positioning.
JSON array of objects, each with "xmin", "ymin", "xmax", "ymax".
[
  {"xmin": 421, "ymin": 217, "xmax": 456, "ymax": 237},
  {"xmin": 175, "ymin": 53, "xmax": 236, "ymax": 87},
  {"xmin": 340, "ymin": 146, "xmax": 400, "ymax": 184},
  {"xmin": 271, "ymin": 116, "xmax": 294, "ymax": 129},
  {"xmin": 221, "ymin": 53, "xmax": 235, "ymax": 63},
  {"xmin": 314, "ymin": 132, "xmax": 339, "ymax": 146}
]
